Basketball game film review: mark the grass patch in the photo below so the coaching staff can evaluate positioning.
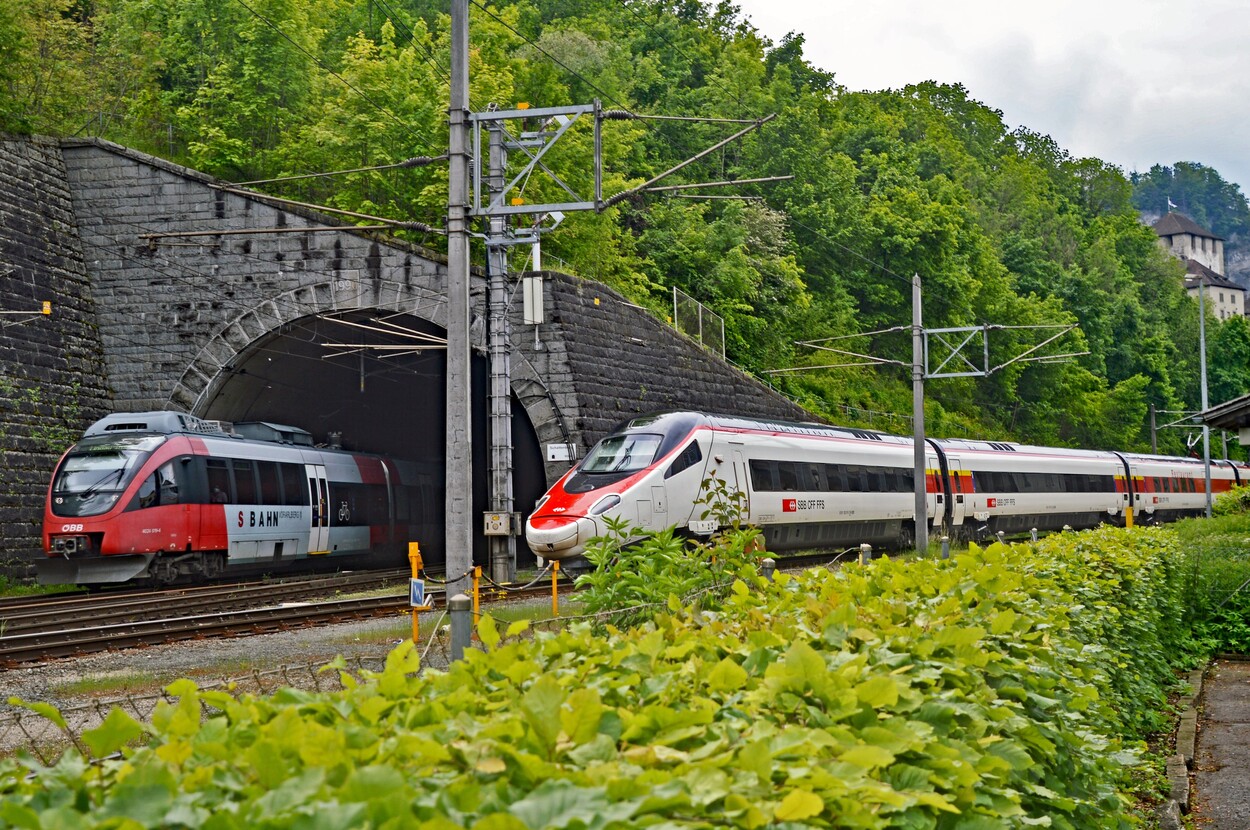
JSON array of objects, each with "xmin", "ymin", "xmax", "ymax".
[
  {"xmin": 50, "ymin": 671, "xmax": 161, "ymax": 698},
  {"xmin": 327, "ymin": 599, "xmax": 582, "ymax": 647},
  {"xmin": 0, "ymin": 575, "xmax": 71, "ymax": 599}
]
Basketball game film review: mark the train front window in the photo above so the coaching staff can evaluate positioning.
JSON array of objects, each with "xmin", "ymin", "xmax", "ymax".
[
  {"xmin": 563, "ymin": 432, "xmax": 665, "ymax": 494},
  {"xmin": 581, "ymin": 434, "xmax": 664, "ymax": 474},
  {"xmin": 51, "ymin": 435, "xmax": 164, "ymax": 517}
]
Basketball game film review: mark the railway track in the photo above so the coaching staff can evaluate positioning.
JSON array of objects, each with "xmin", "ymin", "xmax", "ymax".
[
  {"xmin": 0, "ymin": 570, "xmax": 573, "ymax": 667},
  {"xmin": 0, "ymin": 569, "xmax": 410, "ymax": 634}
]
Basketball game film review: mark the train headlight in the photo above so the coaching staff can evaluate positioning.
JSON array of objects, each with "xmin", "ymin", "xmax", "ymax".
[
  {"xmin": 589, "ymin": 494, "xmax": 621, "ymax": 515},
  {"xmin": 52, "ymin": 535, "xmax": 89, "ymax": 556}
]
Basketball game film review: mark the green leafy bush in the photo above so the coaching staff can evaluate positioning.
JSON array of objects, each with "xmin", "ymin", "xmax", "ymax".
[
  {"xmin": 1212, "ymin": 484, "xmax": 1250, "ymax": 516},
  {"xmin": 574, "ymin": 517, "xmax": 763, "ymax": 629},
  {"xmin": 1173, "ymin": 513, "xmax": 1250, "ymax": 652},
  {"xmin": 574, "ymin": 473, "xmax": 764, "ymax": 628},
  {"xmin": 1, "ymin": 526, "xmax": 1191, "ymax": 828}
]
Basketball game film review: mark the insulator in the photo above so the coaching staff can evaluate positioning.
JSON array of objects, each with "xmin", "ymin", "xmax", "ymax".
[
  {"xmin": 601, "ymin": 110, "xmax": 635, "ymax": 120},
  {"xmin": 399, "ymin": 156, "xmax": 443, "ymax": 167}
]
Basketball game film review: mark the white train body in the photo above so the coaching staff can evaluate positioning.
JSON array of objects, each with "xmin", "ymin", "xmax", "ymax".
[{"xmin": 526, "ymin": 411, "xmax": 1247, "ymax": 559}]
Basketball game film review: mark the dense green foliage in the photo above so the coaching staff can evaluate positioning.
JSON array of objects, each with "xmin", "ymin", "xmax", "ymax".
[
  {"xmin": 4, "ymin": 0, "xmax": 1249, "ymax": 448},
  {"xmin": 1174, "ymin": 491, "xmax": 1250, "ymax": 653},
  {"xmin": 2, "ymin": 527, "xmax": 1194, "ymax": 828}
]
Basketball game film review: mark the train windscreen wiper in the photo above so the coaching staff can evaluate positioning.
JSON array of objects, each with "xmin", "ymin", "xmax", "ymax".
[{"xmin": 77, "ymin": 468, "xmax": 125, "ymax": 498}]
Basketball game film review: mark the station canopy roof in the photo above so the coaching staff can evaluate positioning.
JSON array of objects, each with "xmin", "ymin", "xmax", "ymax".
[{"xmin": 1199, "ymin": 393, "xmax": 1250, "ymax": 431}]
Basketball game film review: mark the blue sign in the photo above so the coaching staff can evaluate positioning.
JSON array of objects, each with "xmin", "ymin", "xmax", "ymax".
[{"xmin": 409, "ymin": 578, "xmax": 426, "ymax": 608}]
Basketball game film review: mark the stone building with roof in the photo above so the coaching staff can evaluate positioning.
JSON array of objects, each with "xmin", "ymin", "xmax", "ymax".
[{"xmin": 1152, "ymin": 212, "xmax": 1245, "ymax": 319}]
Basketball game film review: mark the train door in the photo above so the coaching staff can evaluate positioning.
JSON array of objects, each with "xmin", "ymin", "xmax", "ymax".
[
  {"xmin": 731, "ymin": 446, "xmax": 751, "ymax": 520},
  {"xmin": 946, "ymin": 458, "xmax": 968, "ymax": 531},
  {"xmin": 1129, "ymin": 463, "xmax": 1150, "ymax": 522},
  {"xmin": 306, "ymin": 464, "xmax": 330, "ymax": 554},
  {"xmin": 925, "ymin": 450, "xmax": 940, "ymax": 527}
]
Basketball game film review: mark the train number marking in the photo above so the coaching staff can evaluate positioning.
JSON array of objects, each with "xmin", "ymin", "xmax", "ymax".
[
  {"xmin": 782, "ymin": 499, "xmax": 825, "ymax": 512},
  {"xmin": 60, "ymin": 524, "xmax": 84, "ymax": 533}
]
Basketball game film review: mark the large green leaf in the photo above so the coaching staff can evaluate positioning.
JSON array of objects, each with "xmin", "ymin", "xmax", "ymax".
[{"xmin": 82, "ymin": 707, "xmax": 146, "ymax": 758}]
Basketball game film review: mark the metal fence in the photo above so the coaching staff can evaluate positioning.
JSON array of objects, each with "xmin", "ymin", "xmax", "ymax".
[{"xmin": 673, "ymin": 287, "xmax": 725, "ymax": 358}]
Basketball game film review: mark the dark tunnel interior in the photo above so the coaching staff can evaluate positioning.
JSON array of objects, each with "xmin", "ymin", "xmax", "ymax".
[{"xmin": 196, "ymin": 309, "xmax": 547, "ymax": 569}]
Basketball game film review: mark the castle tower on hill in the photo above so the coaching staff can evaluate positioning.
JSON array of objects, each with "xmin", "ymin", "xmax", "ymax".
[{"xmin": 1152, "ymin": 212, "xmax": 1245, "ymax": 320}]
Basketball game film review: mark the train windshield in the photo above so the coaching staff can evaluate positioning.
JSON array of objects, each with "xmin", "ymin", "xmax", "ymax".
[
  {"xmin": 581, "ymin": 433, "xmax": 664, "ymax": 474},
  {"xmin": 50, "ymin": 435, "xmax": 165, "ymax": 517}
]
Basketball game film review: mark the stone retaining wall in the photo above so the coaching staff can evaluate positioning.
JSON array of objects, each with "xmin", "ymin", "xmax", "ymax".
[{"xmin": 0, "ymin": 136, "xmax": 113, "ymax": 578}]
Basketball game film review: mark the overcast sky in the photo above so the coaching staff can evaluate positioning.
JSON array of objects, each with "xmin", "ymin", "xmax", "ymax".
[{"xmin": 732, "ymin": 0, "xmax": 1250, "ymax": 195}]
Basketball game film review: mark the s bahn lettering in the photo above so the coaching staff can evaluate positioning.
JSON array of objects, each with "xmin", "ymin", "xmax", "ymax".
[
  {"xmin": 237, "ymin": 509, "xmax": 304, "ymax": 528},
  {"xmin": 241, "ymin": 510, "xmax": 292, "ymax": 528}
]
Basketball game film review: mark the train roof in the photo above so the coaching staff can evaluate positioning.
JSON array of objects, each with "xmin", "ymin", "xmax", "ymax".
[
  {"xmin": 83, "ymin": 411, "xmax": 231, "ymax": 438},
  {"xmin": 616, "ymin": 410, "xmax": 910, "ymax": 445},
  {"xmin": 81, "ymin": 411, "xmax": 313, "ymax": 446}
]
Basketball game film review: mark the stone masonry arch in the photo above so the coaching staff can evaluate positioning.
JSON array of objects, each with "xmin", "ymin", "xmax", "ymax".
[{"xmin": 167, "ymin": 278, "xmax": 457, "ymax": 415}]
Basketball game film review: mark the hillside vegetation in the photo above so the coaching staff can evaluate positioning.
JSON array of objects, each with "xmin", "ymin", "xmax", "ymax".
[{"xmin": 4, "ymin": 0, "xmax": 1250, "ymax": 449}]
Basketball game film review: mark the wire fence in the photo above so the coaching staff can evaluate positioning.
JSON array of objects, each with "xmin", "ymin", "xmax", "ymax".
[
  {"xmin": 673, "ymin": 287, "xmax": 725, "ymax": 358},
  {"xmin": 1183, "ymin": 538, "xmax": 1250, "ymax": 623},
  {"xmin": 0, "ymin": 655, "xmax": 390, "ymax": 763}
]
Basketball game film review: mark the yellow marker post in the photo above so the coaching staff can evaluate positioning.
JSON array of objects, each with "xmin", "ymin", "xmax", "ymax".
[
  {"xmin": 408, "ymin": 542, "xmax": 431, "ymax": 644},
  {"xmin": 472, "ymin": 565, "xmax": 481, "ymax": 620},
  {"xmin": 1125, "ymin": 506, "xmax": 1134, "ymax": 529},
  {"xmin": 552, "ymin": 559, "xmax": 560, "ymax": 618}
]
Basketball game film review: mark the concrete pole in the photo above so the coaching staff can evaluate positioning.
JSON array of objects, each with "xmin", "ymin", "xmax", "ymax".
[
  {"xmin": 1199, "ymin": 283, "xmax": 1212, "ymax": 517},
  {"xmin": 486, "ymin": 124, "xmax": 516, "ymax": 582},
  {"xmin": 912, "ymin": 273, "xmax": 928, "ymax": 554},
  {"xmin": 1150, "ymin": 403, "xmax": 1157, "ymax": 454},
  {"xmin": 445, "ymin": 0, "xmax": 473, "ymax": 594},
  {"xmin": 449, "ymin": 593, "xmax": 472, "ymax": 661}
]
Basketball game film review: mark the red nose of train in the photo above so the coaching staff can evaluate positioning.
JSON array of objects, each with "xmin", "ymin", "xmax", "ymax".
[{"xmin": 525, "ymin": 514, "xmax": 598, "ymax": 559}]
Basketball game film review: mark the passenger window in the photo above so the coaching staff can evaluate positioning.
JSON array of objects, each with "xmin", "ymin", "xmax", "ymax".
[
  {"xmin": 749, "ymin": 459, "xmax": 777, "ymax": 491},
  {"xmin": 824, "ymin": 464, "xmax": 846, "ymax": 492},
  {"xmin": 137, "ymin": 462, "xmax": 179, "ymax": 508},
  {"xmin": 137, "ymin": 474, "xmax": 157, "ymax": 508},
  {"xmin": 232, "ymin": 459, "xmax": 258, "ymax": 503},
  {"xmin": 665, "ymin": 442, "xmax": 703, "ymax": 479},
  {"xmin": 280, "ymin": 463, "xmax": 308, "ymax": 505},
  {"xmin": 158, "ymin": 462, "xmax": 179, "ymax": 505},
  {"xmin": 778, "ymin": 462, "xmax": 799, "ymax": 491},
  {"xmin": 258, "ymin": 461, "xmax": 281, "ymax": 504},
  {"xmin": 207, "ymin": 459, "xmax": 231, "ymax": 503}
]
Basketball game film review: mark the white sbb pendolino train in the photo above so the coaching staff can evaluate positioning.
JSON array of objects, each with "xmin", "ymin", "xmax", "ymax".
[
  {"xmin": 526, "ymin": 411, "xmax": 1249, "ymax": 559},
  {"xmin": 41, "ymin": 411, "xmax": 440, "ymax": 585}
]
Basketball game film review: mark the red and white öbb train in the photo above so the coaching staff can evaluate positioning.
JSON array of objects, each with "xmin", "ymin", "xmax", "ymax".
[
  {"xmin": 41, "ymin": 411, "xmax": 439, "ymax": 585},
  {"xmin": 526, "ymin": 411, "xmax": 1249, "ymax": 559}
]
